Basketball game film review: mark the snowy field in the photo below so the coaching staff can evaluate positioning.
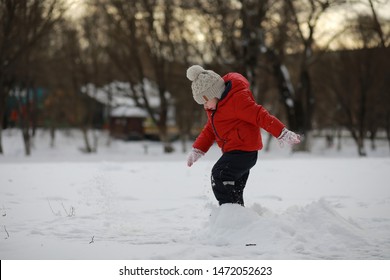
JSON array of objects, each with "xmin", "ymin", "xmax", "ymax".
[{"xmin": 0, "ymin": 129, "xmax": 390, "ymax": 260}]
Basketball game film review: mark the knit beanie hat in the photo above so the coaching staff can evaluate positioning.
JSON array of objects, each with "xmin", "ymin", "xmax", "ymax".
[{"xmin": 186, "ymin": 65, "xmax": 225, "ymax": 104}]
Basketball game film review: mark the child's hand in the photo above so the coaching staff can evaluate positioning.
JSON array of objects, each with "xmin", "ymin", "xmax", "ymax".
[
  {"xmin": 278, "ymin": 128, "xmax": 301, "ymax": 147},
  {"xmin": 187, "ymin": 148, "xmax": 205, "ymax": 167}
]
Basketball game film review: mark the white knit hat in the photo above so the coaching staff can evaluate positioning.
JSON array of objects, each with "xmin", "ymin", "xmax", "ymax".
[{"xmin": 186, "ymin": 65, "xmax": 225, "ymax": 104}]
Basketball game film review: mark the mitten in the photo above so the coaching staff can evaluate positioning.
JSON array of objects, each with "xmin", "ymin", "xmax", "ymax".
[
  {"xmin": 187, "ymin": 148, "xmax": 205, "ymax": 167},
  {"xmin": 278, "ymin": 128, "xmax": 301, "ymax": 147}
]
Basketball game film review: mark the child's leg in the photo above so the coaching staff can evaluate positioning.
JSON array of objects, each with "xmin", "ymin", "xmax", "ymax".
[
  {"xmin": 232, "ymin": 171, "xmax": 250, "ymax": 206},
  {"xmin": 211, "ymin": 151, "xmax": 257, "ymax": 206}
]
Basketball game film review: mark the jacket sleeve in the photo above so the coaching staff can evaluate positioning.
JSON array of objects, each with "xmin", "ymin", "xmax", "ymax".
[
  {"xmin": 235, "ymin": 91, "xmax": 285, "ymax": 138},
  {"xmin": 193, "ymin": 118, "xmax": 216, "ymax": 153}
]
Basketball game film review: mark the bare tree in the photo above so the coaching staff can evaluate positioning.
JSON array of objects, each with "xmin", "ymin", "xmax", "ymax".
[
  {"xmin": 94, "ymin": 0, "xmax": 191, "ymax": 153},
  {"xmin": 56, "ymin": 21, "xmax": 104, "ymax": 153},
  {"xmin": 280, "ymin": 0, "xmax": 345, "ymax": 151},
  {"xmin": 329, "ymin": 0, "xmax": 390, "ymax": 155},
  {"xmin": 346, "ymin": 0, "xmax": 389, "ymax": 47},
  {"xmin": 0, "ymin": 0, "xmax": 65, "ymax": 155},
  {"xmin": 320, "ymin": 47, "xmax": 389, "ymax": 156}
]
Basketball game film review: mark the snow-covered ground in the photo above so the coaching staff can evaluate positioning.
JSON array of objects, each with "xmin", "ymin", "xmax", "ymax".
[{"xmin": 0, "ymin": 129, "xmax": 389, "ymax": 260}]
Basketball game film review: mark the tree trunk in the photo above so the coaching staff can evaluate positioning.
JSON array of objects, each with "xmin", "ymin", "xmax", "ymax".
[
  {"xmin": 369, "ymin": 130, "xmax": 376, "ymax": 151},
  {"xmin": 337, "ymin": 128, "xmax": 342, "ymax": 151},
  {"xmin": 158, "ymin": 125, "xmax": 174, "ymax": 153},
  {"xmin": 350, "ymin": 129, "xmax": 367, "ymax": 157},
  {"xmin": 264, "ymin": 133, "xmax": 273, "ymax": 152},
  {"xmin": 81, "ymin": 127, "xmax": 93, "ymax": 153},
  {"xmin": 265, "ymin": 48, "xmax": 308, "ymax": 142},
  {"xmin": 357, "ymin": 138, "xmax": 367, "ymax": 157},
  {"xmin": 0, "ymin": 90, "xmax": 7, "ymax": 154},
  {"xmin": 0, "ymin": 115, "xmax": 4, "ymax": 154},
  {"xmin": 181, "ymin": 133, "xmax": 189, "ymax": 154},
  {"xmin": 50, "ymin": 125, "xmax": 56, "ymax": 148},
  {"xmin": 22, "ymin": 127, "xmax": 31, "ymax": 156},
  {"xmin": 386, "ymin": 113, "xmax": 390, "ymax": 152}
]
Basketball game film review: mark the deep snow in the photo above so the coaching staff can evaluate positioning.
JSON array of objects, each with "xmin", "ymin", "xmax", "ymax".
[{"xmin": 0, "ymin": 129, "xmax": 389, "ymax": 260}]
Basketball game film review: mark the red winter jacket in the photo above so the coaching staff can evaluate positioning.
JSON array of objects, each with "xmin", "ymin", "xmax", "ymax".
[{"xmin": 193, "ymin": 72, "xmax": 285, "ymax": 153}]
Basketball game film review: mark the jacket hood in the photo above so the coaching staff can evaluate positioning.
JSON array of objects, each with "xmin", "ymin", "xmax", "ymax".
[
  {"xmin": 222, "ymin": 72, "xmax": 250, "ymax": 91},
  {"xmin": 218, "ymin": 72, "xmax": 251, "ymax": 104}
]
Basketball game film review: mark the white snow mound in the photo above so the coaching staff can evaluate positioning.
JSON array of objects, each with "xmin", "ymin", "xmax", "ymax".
[{"xmin": 198, "ymin": 200, "xmax": 375, "ymax": 259}]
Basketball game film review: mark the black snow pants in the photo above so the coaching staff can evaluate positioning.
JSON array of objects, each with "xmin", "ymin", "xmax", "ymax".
[{"xmin": 211, "ymin": 150, "xmax": 258, "ymax": 206}]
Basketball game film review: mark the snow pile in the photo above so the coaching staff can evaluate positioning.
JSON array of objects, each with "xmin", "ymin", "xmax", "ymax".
[
  {"xmin": 196, "ymin": 200, "xmax": 385, "ymax": 259},
  {"xmin": 202, "ymin": 204, "xmax": 261, "ymax": 246}
]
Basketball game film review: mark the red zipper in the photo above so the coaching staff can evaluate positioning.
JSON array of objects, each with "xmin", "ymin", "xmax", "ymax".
[{"xmin": 211, "ymin": 108, "xmax": 227, "ymax": 152}]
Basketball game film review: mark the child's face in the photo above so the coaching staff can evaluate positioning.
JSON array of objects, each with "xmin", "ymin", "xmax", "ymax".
[{"xmin": 203, "ymin": 97, "xmax": 219, "ymax": 110}]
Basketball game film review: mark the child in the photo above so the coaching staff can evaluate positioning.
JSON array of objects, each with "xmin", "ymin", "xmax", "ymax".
[{"xmin": 186, "ymin": 65, "xmax": 300, "ymax": 206}]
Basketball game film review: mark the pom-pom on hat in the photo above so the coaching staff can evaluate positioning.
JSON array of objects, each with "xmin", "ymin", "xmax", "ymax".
[{"xmin": 186, "ymin": 65, "xmax": 225, "ymax": 104}]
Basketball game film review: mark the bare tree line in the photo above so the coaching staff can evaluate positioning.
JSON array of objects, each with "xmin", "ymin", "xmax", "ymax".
[{"xmin": 0, "ymin": 0, "xmax": 389, "ymax": 156}]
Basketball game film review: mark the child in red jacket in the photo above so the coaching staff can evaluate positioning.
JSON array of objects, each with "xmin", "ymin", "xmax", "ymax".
[{"xmin": 186, "ymin": 65, "xmax": 300, "ymax": 206}]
